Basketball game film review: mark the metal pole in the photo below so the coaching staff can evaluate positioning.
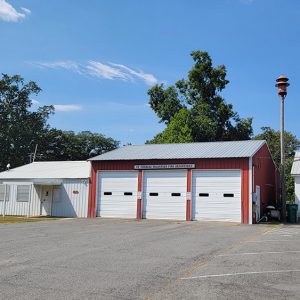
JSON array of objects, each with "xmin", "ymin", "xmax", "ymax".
[
  {"xmin": 280, "ymin": 95, "xmax": 286, "ymax": 222},
  {"xmin": 2, "ymin": 184, "xmax": 6, "ymax": 219}
]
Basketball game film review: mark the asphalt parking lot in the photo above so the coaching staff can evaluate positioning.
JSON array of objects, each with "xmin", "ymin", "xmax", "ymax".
[{"xmin": 0, "ymin": 219, "xmax": 299, "ymax": 300}]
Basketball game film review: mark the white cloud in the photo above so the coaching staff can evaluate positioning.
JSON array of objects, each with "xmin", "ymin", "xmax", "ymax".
[
  {"xmin": 30, "ymin": 59, "xmax": 159, "ymax": 86},
  {"xmin": 0, "ymin": 0, "xmax": 30, "ymax": 22},
  {"xmin": 21, "ymin": 7, "xmax": 31, "ymax": 14},
  {"xmin": 31, "ymin": 99, "xmax": 81, "ymax": 112},
  {"xmin": 86, "ymin": 60, "xmax": 131, "ymax": 81},
  {"xmin": 33, "ymin": 61, "xmax": 82, "ymax": 74},
  {"xmin": 110, "ymin": 63, "xmax": 158, "ymax": 85},
  {"xmin": 54, "ymin": 104, "xmax": 82, "ymax": 112}
]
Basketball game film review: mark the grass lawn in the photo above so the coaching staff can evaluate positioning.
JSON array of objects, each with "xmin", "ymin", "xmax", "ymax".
[{"xmin": 0, "ymin": 216, "xmax": 61, "ymax": 224}]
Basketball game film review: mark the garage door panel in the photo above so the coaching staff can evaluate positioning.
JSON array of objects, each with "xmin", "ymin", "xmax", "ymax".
[
  {"xmin": 97, "ymin": 171, "xmax": 138, "ymax": 218},
  {"xmin": 143, "ymin": 170, "xmax": 187, "ymax": 220},
  {"xmin": 99, "ymin": 191, "xmax": 138, "ymax": 196},
  {"xmin": 192, "ymin": 170, "xmax": 241, "ymax": 222}
]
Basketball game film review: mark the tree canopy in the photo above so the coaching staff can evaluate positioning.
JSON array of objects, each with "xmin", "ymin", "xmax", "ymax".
[
  {"xmin": 147, "ymin": 51, "xmax": 253, "ymax": 143},
  {"xmin": 254, "ymin": 127, "xmax": 300, "ymax": 202},
  {"xmin": 38, "ymin": 130, "xmax": 119, "ymax": 161},
  {"xmin": 0, "ymin": 74, "xmax": 53, "ymax": 170},
  {"xmin": 0, "ymin": 74, "xmax": 119, "ymax": 171}
]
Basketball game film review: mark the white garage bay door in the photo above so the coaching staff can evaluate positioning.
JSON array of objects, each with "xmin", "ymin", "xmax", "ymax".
[
  {"xmin": 143, "ymin": 170, "xmax": 187, "ymax": 220},
  {"xmin": 97, "ymin": 171, "xmax": 138, "ymax": 218},
  {"xmin": 192, "ymin": 170, "xmax": 241, "ymax": 222}
]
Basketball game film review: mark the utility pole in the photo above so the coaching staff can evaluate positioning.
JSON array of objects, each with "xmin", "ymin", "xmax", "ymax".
[
  {"xmin": 33, "ymin": 144, "xmax": 38, "ymax": 162},
  {"xmin": 275, "ymin": 75, "xmax": 290, "ymax": 222},
  {"xmin": 28, "ymin": 144, "xmax": 38, "ymax": 163}
]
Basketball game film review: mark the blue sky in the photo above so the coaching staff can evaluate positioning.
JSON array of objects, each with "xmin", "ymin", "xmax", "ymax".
[{"xmin": 0, "ymin": 0, "xmax": 299, "ymax": 145}]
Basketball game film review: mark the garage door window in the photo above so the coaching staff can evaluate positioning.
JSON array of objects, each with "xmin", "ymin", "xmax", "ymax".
[
  {"xmin": 16, "ymin": 185, "xmax": 30, "ymax": 202},
  {"xmin": 149, "ymin": 193, "xmax": 158, "ymax": 196},
  {"xmin": 171, "ymin": 193, "xmax": 181, "ymax": 196},
  {"xmin": 104, "ymin": 192, "xmax": 112, "ymax": 195},
  {"xmin": 124, "ymin": 192, "xmax": 133, "ymax": 196},
  {"xmin": 223, "ymin": 193, "xmax": 234, "ymax": 197},
  {"xmin": 199, "ymin": 193, "xmax": 209, "ymax": 197}
]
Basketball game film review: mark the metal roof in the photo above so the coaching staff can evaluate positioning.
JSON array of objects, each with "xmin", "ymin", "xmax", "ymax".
[
  {"xmin": 0, "ymin": 161, "xmax": 90, "ymax": 179},
  {"xmin": 291, "ymin": 150, "xmax": 300, "ymax": 176},
  {"xmin": 89, "ymin": 140, "xmax": 266, "ymax": 161}
]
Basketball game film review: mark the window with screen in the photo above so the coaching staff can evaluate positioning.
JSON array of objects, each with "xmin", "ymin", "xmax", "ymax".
[
  {"xmin": 16, "ymin": 185, "xmax": 30, "ymax": 202},
  {"xmin": 0, "ymin": 185, "xmax": 5, "ymax": 201}
]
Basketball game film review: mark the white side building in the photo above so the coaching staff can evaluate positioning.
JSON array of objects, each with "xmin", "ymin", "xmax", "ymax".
[
  {"xmin": 0, "ymin": 161, "xmax": 90, "ymax": 218},
  {"xmin": 291, "ymin": 147, "xmax": 300, "ymax": 217}
]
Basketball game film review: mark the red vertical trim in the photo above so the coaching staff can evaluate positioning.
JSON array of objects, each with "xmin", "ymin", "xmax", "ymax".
[
  {"xmin": 137, "ymin": 199, "xmax": 142, "ymax": 220},
  {"xmin": 137, "ymin": 170, "xmax": 142, "ymax": 219},
  {"xmin": 241, "ymin": 161, "xmax": 249, "ymax": 224},
  {"xmin": 138, "ymin": 170, "xmax": 142, "ymax": 192},
  {"xmin": 186, "ymin": 200, "xmax": 191, "ymax": 221},
  {"xmin": 187, "ymin": 169, "xmax": 192, "ymax": 192},
  {"xmin": 88, "ymin": 164, "xmax": 97, "ymax": 218},
  {"xmin": 186, "ymin": 169, "xmax": 192, "ymax": 221}
]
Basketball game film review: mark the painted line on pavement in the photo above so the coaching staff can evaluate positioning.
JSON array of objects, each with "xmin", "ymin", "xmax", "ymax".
[
  {"xmin": 217, "ymin": 250, "xmax": 300, "ymax": 257},
  {"xmin": 181, "ymin": 269, "xmax": 300, "ymax": 280},
  {"xmin": 246, "ymin": 239, "xmax": 292, "ymax": 242}
]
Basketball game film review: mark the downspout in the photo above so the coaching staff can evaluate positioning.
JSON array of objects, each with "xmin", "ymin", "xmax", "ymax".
[
  {"xmin": 252, "ymin": 163, "xmax": 256, "ymax": 223},
  {"xmin": 2, "ymin": 184, "xmax": 7, "ymax": 218}
]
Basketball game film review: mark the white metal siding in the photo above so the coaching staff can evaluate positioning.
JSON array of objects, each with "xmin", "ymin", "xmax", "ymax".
[
  {"xmin": 192, "ymin": 170, "xmax": 241, "ymax": 222},
  {"xmin": 30, "ymin": 185, "xmax": 42, "ymax": 216},
  {"xmin": 0, "ymin": 179, "xmax": 89, "ymax": 218},
  {"xmin": 142, "ymin": 170, "xmax": 187, "ymax": 220},
  {"xmin": 97, "ymin": 171, "xmax": 138, "ymax": 218},
  {"xmin": 0, "ymin": 182, "xmax": 40, "ymax": 216},
  {"xmin": 295, "ymin": 177, "xmax": 300, "ymax": 217},
  {"xmin": 51, "ymin": 179, "xmax": 89, "ymax": 218}
]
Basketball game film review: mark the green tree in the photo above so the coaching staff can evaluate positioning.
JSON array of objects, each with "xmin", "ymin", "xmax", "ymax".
[
  {"xmin": 0, "ymin": 74, "xmax": 119, "ymax": 170},
  {"xmin": 254, "ymin": 127, "xmax": 299, "ymax": 202},
  {"xmin": 38, "ymin": 130, "xmax": 119, "ymax": 161},
  {"xmin": 0, "ymin": 74, "xmax": 53, "ymax": 170},
  {"xmin": 147, "ymin": 108, "xmax": 193, "ymax": 144},
  {"xmin": 147, "ymin": 51, "xmax": 253, "ymax": 143}
]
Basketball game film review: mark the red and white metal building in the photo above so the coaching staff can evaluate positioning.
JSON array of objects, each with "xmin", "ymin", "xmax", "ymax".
[{"xmin": 88, "ymin": 140, "xmax": 278, "ymax": 224}]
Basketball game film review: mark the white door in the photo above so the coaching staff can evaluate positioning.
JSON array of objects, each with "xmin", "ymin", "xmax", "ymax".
[
  {"xmin": 97, "ymin": 171, "xmax": 138, "ymax": 218},
  {"xmin": 192, "ymin": 170, "xmax": 241, "ymax": 222},
  {"xmin": 143, "ymin": 170, "xmax": 187, "ymax": 220},
  {"xmin": 40, "ymin": 186, "xmax": 53, "ymax": 216},
  {"xmin": 256, "ymin": 185, "xmax": 261, "ymax": 222},
  {"xmin": 51, "ymin": 187, "xmax": 62, "ymax": 217}
]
